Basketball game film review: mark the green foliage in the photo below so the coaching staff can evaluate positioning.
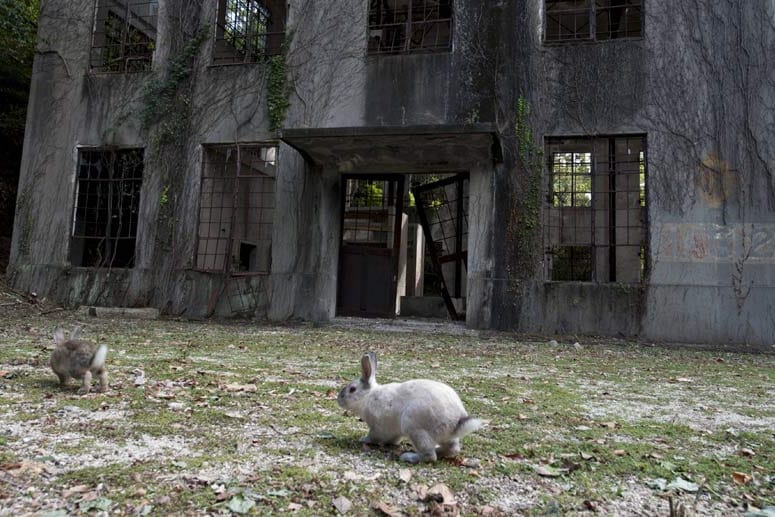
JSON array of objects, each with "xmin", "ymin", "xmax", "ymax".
[
  {"xmin": 140, "ymin": 27, "xmax": 209, "ymax": 132},
  {"xmin": 267, "ymin": 54, "xmax": 290, "ymax": 132},
  {"xmin": 0, "ymin": 0, "xmax": 38, "ymax": 234},
  {"xmin": 351, "ymin": 182, "xmax": 384, "ymax": 207},
  {"xmin": 507, "ymin": 95, "xmax": 545, "ymax": 282}
]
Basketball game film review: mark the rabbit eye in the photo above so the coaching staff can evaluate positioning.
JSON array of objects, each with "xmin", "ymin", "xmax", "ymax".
[{"xmin": 348, "ymin": 386, "xmax": 356, "ymax": 393}]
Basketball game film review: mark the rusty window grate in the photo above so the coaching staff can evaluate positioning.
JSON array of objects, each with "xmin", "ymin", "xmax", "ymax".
[
  {"xmin": 342, "ymin": 179, "xmax": 398, "ymax": 247},
  {"xmin": 368, "ymin": 0, "xmax": 453, "ymax": 55},
  {"xmin": 196, "ymin": 144, "xmax": 277, "ymax": 274},
  {"xmin": 90, "ymin": 0, "xmax": 158, "ymax": 73},
  {"xmin": 213, "ymin": 0, "xmax": 286, "ymax": 64},
  {"xmin": 70, "ymin": 148, "xmax": 144, "ymax": 268},
  {"xmin": 544, "ymin": 136, "xmax": 646, "ymax": 283},
  {"xmin": 544, "ymin": 0, "xmax": 642, "ymax": 44}
]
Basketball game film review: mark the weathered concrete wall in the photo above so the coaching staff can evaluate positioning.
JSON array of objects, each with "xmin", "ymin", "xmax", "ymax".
[{"xmin": 487, "ymin": 1, "xmax": 775, "ymax": 347}]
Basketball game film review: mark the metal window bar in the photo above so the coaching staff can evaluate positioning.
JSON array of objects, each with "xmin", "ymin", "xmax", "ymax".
[
  {"xmin": 368, "ymin": 0, "xmax": 452, "ymax": 55},
  {"xmin": 71, "ymin": 148, "xmax": 144, "ymax": 268},
  {"xmin": 214, "ymin": 0, "xmax": 285, "ymax": 64},
  {"xmin": 90, "ymin": 0, "xmax": 158, "ymax": 73},
  {"xmin": 544, "ymin": 136, "xmax": 646, "ymax": 283},
  {"xmin": 545, "ymin": 0, "xmax": 642, "ymax": 44},
  {"xmin": 412, "ymin": 173, "xmax": 468, "ymax": 317},
  {"xmin": 342, "ymin": 179, "xmax": 394, "ymax": 247},
  {"xmin": 196, "ymin": 144, "xmax": 276, "ymax": 274}
]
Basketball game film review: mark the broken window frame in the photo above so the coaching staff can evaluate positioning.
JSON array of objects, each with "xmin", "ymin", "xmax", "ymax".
[
  {"xmin": 194, "ymin": 143, "xmax": 278, "ymax": 276},
  {"xmin": 213, "ymin": 0, "xmax": 286, "ymax": 64},
  {"xmin": 544, "ymin": 135, "xmax": 648, "ymax": 283},
  {"xmin": 90, "ymin": 0, "xmax": 158, "ymax": 73},
  {"xmin": 70, "ymin": 147, "xmax": 144, "ymax": 268},
  {"xmin": 368, "ymin": 0, "xmax": 453, "ymax": 55},
  {"xmin": 544, "ymin": 0, "xmax": 643, "ymax": 45}
]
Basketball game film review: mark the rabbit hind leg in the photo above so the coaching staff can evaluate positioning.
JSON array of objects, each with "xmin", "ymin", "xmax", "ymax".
[
  {"xmin": 437, "ymin": 438, "xmax": 461, "ymax": 458},
  {"xmin": 401, "ymin": 430, "xmax": 438, "ymax": 463},
  {"xmin": 96, "ymin": 369, "xmax": 108, "ymax": 393},
  {"xmin": 77, "ymin": 371, "xmax": 92, "ymax": 395}
]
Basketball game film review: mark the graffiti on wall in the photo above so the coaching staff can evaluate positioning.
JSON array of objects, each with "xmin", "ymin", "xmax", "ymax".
[{"xmin": 654, "ymin": 223, "xmax": 775, "ymax": 263}]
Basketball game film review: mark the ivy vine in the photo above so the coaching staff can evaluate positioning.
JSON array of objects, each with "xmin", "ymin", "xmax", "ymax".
[
  {"xmin": 506, "ymin": 95, "xmax": 545, "ymax": 284},
  {"xmin": 267, "ymin": 53, "xmax": 290, "ymax": 132}
]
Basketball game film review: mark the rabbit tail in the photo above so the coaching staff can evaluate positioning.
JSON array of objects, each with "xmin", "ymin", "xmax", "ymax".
[
  {"xmin": 453, "ymin": 416, "xmax": 482, "ymax": 439},
  {"xmin": 91, "ymin": 345, "xmax": 108, "ymax": 370}
]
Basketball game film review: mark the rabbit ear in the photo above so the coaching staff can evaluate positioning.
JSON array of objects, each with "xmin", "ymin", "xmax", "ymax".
[
  {"xmin": 361, "ymin": 352, "xmax": 377, "ymax": 386},
  {"xmin": 53, "ymin": 327, "xmax": 65, "ymax": 345},
  {"xmin": 70, "ymin": 325, "xmax": 83, "ymax": 341}
]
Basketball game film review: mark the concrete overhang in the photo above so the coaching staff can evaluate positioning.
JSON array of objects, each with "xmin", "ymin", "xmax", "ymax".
[{"xmin": 281, "ymin": 124, "xmax": 502, "ymax": 173}]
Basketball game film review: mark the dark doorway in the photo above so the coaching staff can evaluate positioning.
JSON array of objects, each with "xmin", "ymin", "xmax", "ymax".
[{"xmin": 337, "ymin": 175, "xmax": 405, "ymax": 317}]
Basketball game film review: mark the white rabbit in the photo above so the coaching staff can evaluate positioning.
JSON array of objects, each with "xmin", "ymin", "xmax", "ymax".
[
  {"xmin": 50, "ymin": 326, "xmax": 108, "ymax": 395},
  {"xmin": 337, "ymin": 352, "xmax": 481, "ymax": 463}
]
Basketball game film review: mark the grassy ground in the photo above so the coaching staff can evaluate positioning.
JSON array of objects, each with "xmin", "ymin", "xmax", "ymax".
[{"xmin": 0, "ymin": 302, "xmax": 773, "ymax": 515}]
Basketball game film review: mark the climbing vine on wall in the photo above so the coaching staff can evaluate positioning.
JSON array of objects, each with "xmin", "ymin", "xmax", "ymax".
[
  {"xmin": 506, "ymin": 95, "xmax": 544, "ymax": 284},
  {"xmin": 267, "ymin": 52, "xmax": 290, "ymax": 132},
  {"xmin": 140, "ymin": 26, "xmax": 209, "ymax": 141}
]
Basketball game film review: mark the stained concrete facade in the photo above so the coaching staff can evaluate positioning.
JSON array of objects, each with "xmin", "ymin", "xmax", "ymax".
[{"xmin": 7, "ymin": 0, "xmax": 775, "ymax": 348}]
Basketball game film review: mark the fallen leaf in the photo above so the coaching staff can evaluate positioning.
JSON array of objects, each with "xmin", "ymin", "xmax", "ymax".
[
  {"xmin": 600, "ymin": 421, "xmax": 618, "ymax": 429},
  {"xmin": 222, "ymin": 383, "xmax": 258, "ymax": 393},
  {"xmin": 580, "ymin": 452, "xmax": 594, "ymax": 461},
  {"xmin": 517, "ymin": 413, "xmax": 528, "ymax": 420},
  {"xmin": 737, "ymin": 448, "xmax": 755, "ymax": 457},
  {"xmin": 671, "ymin": 377, "xmax": 693, "ymax": 383},
  {"xmin": 227, "ymin": 495, "xmax": 256, "ymax": 514},
  {"xmin": 326, "ymin": 389, "xmax": 337, "ymax": 399},
  {"xmin": 503, "ymin": 453, "xmax": 524, "ymax": 460},
  {"xmin": 666, "ymin": 477, "xmax": 699, "ymax": 493},
  {"xmin": 612, "ymin": 449, "xmax": 627, "ymax": 456},
  {"xmin": 648, "ymin": 478, "xmax": 668, "ymax": 491},
  {"xmin": 732, "ymin": 471, "xmax": 752, "ymax": 485},
  {"xmin": 287, "ymin": 502, "xmax": 303, "ymax": 512},
  {"xmin": 372, "ymin": 500, "xmax": 401, "ymax": 517},
  {"xmin": 332, "ymin": 495, "xmax": 352, "ymax": 514},
  {"xmin": 398, "ymin": 469, "xmax": 412, "ymax": 483},
  {"xmin": 479, "ymin": 505, "xmax": 498, "ymax": 515},
  {"xmin": 63, "ymin": 485, "xmax": 91, "ymax": 498},
  {"xmin": 425, "ymin": 483, "xmax": 456, "ymax": 505},
  {"xmin": 534, "ymin": 465, "xmax": 564, "ymax": 478},
  {"xmin": 79, "ymin": 498, "xmax": 113, "ymax": 513}
]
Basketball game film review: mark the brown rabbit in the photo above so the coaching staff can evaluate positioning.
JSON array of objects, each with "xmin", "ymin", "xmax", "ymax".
[{"xmin": 50, "ymin": 326, "xmax": 108, "ymax": 394}]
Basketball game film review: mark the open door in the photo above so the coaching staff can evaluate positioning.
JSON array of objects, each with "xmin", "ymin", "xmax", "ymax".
[
  {"xmin": 411, "ymin": 173, "xmax": 468, "ymax": 320},
  {"xmin": 337, "ymin": 176, "xmax": 405, "ymax": 317}
]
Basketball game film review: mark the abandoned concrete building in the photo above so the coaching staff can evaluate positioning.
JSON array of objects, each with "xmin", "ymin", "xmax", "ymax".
[{"xmin": 7, "ymin": 1, "xmax": 775, "ymax": 347}]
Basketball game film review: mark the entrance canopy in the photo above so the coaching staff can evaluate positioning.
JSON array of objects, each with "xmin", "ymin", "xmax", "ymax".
[{"xmin": 281, "ymin": 124, "xmax": 502, "ymax": 173}]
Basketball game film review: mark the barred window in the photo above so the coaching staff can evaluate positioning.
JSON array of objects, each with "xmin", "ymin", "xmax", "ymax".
[
  {"xmin": 71, "ymin": 149, "xmax": 144, "ymax": 268},
  {"xmin": 545, "ymin": 0, "xmax": 642, "ymax": 44},
  {"xmin": 90, "ymin": 0, "xmax": 158, "ymax": 73},
  {"xmin": 544, "ymin": 136, "xmax": 646, "ymax": 283},
  {"xmin": 196, "ymin": 144, "xmax": 277, "ymax": 274},
  {"xmin": 213, "ymin": 0, "xmax": 286, "ymax": 64},
  {"xmin": 368, "ymin": 0, "xmax": 452, "ymax": 55}
]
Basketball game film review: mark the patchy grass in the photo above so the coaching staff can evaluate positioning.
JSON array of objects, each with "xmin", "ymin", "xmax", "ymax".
[{"xmin": 0, "ymin": 307, "xmax": 773, "ymax": 516}]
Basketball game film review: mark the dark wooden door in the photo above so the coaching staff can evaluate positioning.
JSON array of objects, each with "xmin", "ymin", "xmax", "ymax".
[{"xmin": 337, "ymin": 176, "xmax": 404, "ymax": 317}]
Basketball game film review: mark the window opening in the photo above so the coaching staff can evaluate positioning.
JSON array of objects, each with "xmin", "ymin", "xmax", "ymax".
[
  {"xmin": 196, "ymin": 144, "xmax": 277, "ymax": 274},
  {"xmin": 368, "ymin": 0, "xmax": 453, "ymax": 55},
  {"xmin": 544, "ymin": 136, "xmax": 646, "ymax": 283},
  {"xmin": 544, "ymin": 0, "xmax": 642, "ymax": 44},
  {"xmin": 342, "ymin": 178, "xmax": 397, "ymax": 247},
  {"xmin": 71, "ymin": 148, "xmax": 144, "ymax": 268},
  {"xmin": 214, "ymin": 0, "xmax": 286, "ymax": 64},
  {"xmin": 91, "ymin": 0, "xmax": 158, "ymax": 72}
]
